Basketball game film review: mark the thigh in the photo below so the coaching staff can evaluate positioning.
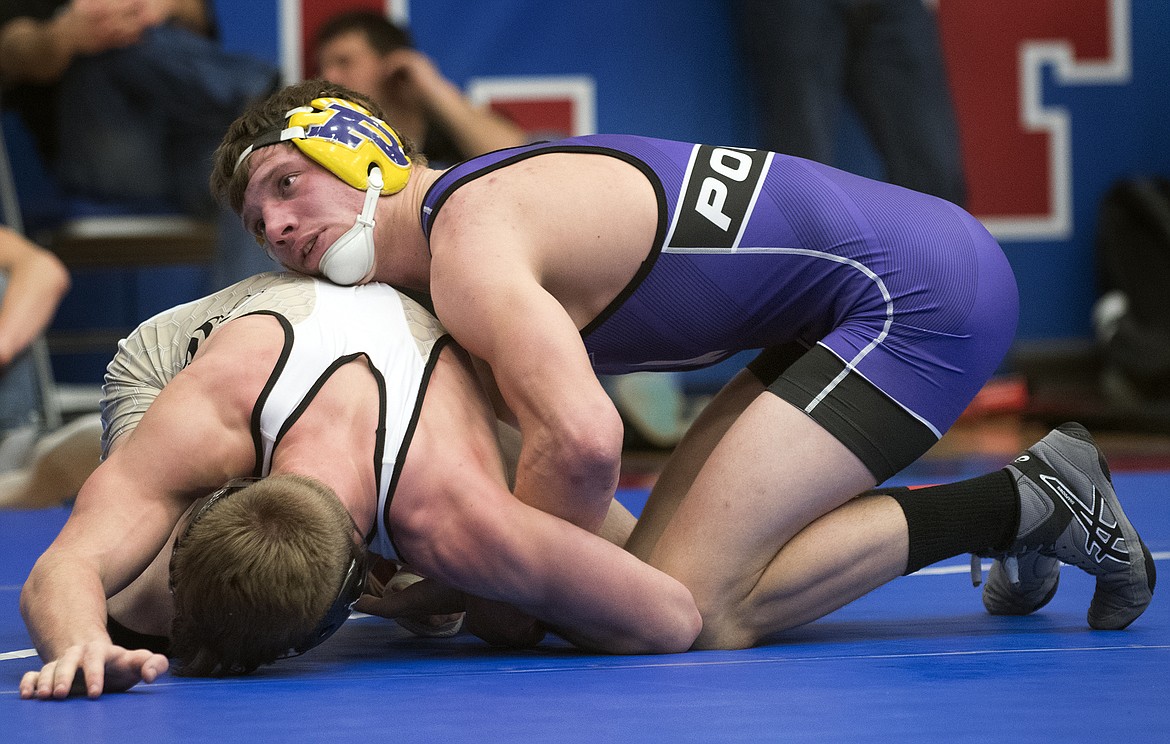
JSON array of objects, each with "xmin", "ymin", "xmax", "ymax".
[
  {"xmin": 752, "ymin": 343, "xmax": 940, "ymax": 482},
  {"xmin": 646, "ymin": 390, "xmax": 876, "ymax": 616},
  {"xmin": 626, "ymin": 367, "xmax": 764, "ymax": 560}
]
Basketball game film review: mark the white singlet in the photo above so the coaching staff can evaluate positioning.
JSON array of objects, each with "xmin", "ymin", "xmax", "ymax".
[{"xmin": 102, "ymin": 272, "xmax": 448, "ymax": 560}]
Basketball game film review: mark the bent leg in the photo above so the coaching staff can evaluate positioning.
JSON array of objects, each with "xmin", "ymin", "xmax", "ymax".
[
  {"xmin": 646, "ymin": 393, "xmax": 879, "ymax": 649},
  {"xmin": 744, "ymin": 492, "xmax": 907, "ymax": 645},
  {"xmin": 626, "ymin": 369, "xmax": 763, "ymax": 560}
]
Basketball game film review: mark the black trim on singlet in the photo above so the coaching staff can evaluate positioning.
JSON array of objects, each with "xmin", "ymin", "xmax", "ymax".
[
  {"xmin": 365, "ymin": 356, "xmax": 388, "ymax": 548},
  {"xmin": 269, "ymin": 351, "xmax": 372, "ymax": 456},
  {"xmin": 750, "ymin": 344, "xmax": 939, "ymax": 482},
  {"xmin": 420, "ymin": 145, "xmax": 670, "ymax": 339},
  {"xmin": 267, "ymin": 351, "xmax": 385, "ymax": 546},
  {"xmin": 574, "ymin": 152, "xmax": 666, "ymax": 337},
  {"xmin": 380, "ymin": 333, "xmax": 455, "ymax": 566},
  {"xmin": 421, "ymin": 148, "xmax": 553, "ymax": 240},
  {"xmin": 243, "ymin": 310, "xmax": 295, "ymax": 477}
]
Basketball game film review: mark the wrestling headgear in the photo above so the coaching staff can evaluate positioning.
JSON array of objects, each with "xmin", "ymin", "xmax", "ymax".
[{"xmin": 235, "ymin": 97, "xmax": 412, "ymax": 285}]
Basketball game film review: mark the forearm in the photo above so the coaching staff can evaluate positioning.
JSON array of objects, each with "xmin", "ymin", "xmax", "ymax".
[
  {"xmin": 423, "ymin": 81, "xmax": 527, "ymax": 157},
  {"xmin": 502, "ymin": 525, "xmax": 700, "ymax": 654},
  {"xmin": 508, "ymin": 384, "xmax": 625, "ymax": 532},
  {"xmin": 417, "ymin": 501, "xmax": 700, "ymax": 654},
  {"xmin": 539, "ymin": 554, "xmax": 700, "ymax": 654},
  {"xmin": 512, "ymin": 433, "xmax": 621, "ymax": 533},
  {"xmin": 21, "ymin": 554, "xmax": 112, "ymax": 661},
  {"xmin": 0, "ymin": 251, "xmax": 70, "ymax": 367}
]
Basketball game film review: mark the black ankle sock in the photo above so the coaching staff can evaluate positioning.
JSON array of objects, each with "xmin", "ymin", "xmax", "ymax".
[{"xmin": 880, "ymin": 469, "xmax": 1020, "ymax": 575}]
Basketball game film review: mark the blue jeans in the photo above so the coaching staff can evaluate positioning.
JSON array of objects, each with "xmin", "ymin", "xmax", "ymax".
[
  {"xmin": 730, "ymin": 0, "xmax": 966, "ymax": 205},
  {"xmin": 0, "ymin": 276, "xmax": 42, "ymax": 431},
  {"xmin": 54, "ymin": 24, "xmax": 282, "ymax": 288}
]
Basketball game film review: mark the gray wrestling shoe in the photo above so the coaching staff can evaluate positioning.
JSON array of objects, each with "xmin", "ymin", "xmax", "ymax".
[
  {"xmin": 977, "ymin": 551, "xmax": 1062, "ymax": 616},
  {"xmin": 994, "ymin": 422, "xmax": 1156, "ymax": 629}
]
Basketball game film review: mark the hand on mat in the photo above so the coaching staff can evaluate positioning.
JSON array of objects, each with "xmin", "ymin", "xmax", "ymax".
[
  {"xmin": 19, "ymin": 641, "xmax": 168, "ymax": 699},
  {"xmin": 464, "ymin": 596, "xmax": 546, "ymax": 649}
]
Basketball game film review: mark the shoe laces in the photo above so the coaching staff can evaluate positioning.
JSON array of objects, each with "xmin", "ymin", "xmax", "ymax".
[{"xmin": 970, "ymin": 553, "xmax": 1020, "ymax": 587}]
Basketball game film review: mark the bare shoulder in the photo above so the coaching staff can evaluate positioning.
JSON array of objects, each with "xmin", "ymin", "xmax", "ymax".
[
  {"xmin": 430, "ymin": 151, "xmax": 657, "ymax": 333},
  {"xmin": 395, "ymin": 344, "xmax": 507, "ymax": 504},
  {"xmin": 114, "ymin": 314, "xmax": 285, "ymax": 482},
  {"xmin": 437, "ymin": 151, "xmax": 652, "ymax": 229},
  {"xmin": 186, "ymin": 313, "xmax": 287, "ymax": 398}
]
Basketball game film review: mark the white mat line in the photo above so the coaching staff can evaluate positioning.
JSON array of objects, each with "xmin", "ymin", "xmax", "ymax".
[
  {"xmin": 4, "ymin": 554, "xmax": 1166, "ymax": 590},
  {"xmin": 3, "ymin": 556, "xmax": 1166, "ymax": 664},
  {"xmin": 7, "ymin": 643, "xmax": 1168, "ymax": 687}
]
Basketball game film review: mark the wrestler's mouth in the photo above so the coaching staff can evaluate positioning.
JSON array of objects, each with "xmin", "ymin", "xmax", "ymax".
[{"xmin": 302, "ymin": 233, "xmax": 322, "ymax": 271}]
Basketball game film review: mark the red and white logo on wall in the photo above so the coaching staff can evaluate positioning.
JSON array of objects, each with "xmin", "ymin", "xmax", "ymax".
[
  {"xmin": 285, "ymin": 0, "xmax": 1132, "ymax": 241},
  {"xmin": 467, "ymin": 77, "xmax": 596, "ymax": 139},
  {"xmin": 937, "ymin": 0, "xmax": 1131, "ymax": 240}
]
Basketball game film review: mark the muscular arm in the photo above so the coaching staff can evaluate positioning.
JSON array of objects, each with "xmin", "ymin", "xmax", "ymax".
[
  {"xmin": 19, "ymin": 320, "xmax": 269, "ymax": 698},
  {"xmin": 432, "ymin": 239, "xmax": 624, "ymax": 533},
  {"xmin": 390, "ymin": 347, "xmax": 699, "ymax": 654},
  {"xmin": 429, "ymin": 154, "xmax": 658, "ymax": 534}
]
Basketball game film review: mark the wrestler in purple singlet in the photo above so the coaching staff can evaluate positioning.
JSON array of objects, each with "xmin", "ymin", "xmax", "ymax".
[{"xmin": 422, "ymin": 135, "xmax": 1018, "ymax": 479}]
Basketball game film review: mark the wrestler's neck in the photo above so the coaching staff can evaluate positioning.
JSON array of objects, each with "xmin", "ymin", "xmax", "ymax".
[
  {"xmin": 270, "ymin": 457, "xmax": 376, "ymax": 536},
  {"xmin": 371, "ymin": 168, "xmax": 441, "ymax": 293}
]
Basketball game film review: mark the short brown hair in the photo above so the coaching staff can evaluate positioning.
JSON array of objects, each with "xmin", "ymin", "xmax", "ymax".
[
  {"xmin": 315, "ymin": 11, "xmax": 412, "ymax": 55},
  {"xmin": 209, "ymin": 79, "xmax": 423, "ymax": 214},
  {"xmin": 169, "ymin": 474, "xmax": 355, "ymax": 676}
]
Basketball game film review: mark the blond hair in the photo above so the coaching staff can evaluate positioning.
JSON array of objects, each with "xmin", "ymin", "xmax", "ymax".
[{"xmin": 169, "ymin": 474, "xmax": 355, "ymax": 676}]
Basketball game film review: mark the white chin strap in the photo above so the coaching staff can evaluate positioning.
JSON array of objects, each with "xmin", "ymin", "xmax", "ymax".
[{"xmin": 318, "ymin": 167, "xmax": 383, "ymax": 285}]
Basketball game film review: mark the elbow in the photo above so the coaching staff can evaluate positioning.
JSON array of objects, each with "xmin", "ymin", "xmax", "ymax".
[
  {"xmin": 636, "ymin": 585, "xmax": 703, "ymax": 655},
  {"xmin": 553, "ymin": 402, "xmax": 625, "ymax": 487},
  {"xmin": 543, "ymin": 405, "xmax": 624, "ymax": 530},
  {"xmin": 588, "ymin": 583, "xmax": 701, "ymax": 656},
  {"xmin": 18, "ymin": 581, "xmax": 32, "ymax": 625},
  {"xmin": 44, "ymin": 252, "xmax": 71, "ymax": 301},
  {"xmin": 21, "ymin": 247, "xmax": 71, "ymax": 305},
  {"xmin": 667, "ymin": 590, "xmax": 704, "ymax": 653},
  {"xmin": 18, "ymin": 558, "xmax": 45, "ymax": 626}
]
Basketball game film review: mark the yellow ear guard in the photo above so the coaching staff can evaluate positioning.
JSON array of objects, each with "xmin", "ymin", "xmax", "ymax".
[{"xmin": 234, "ymin": 97, "xmax": 411, "ymax": 195}]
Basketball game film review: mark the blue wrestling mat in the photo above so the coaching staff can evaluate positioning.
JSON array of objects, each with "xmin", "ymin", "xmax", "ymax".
[{"xmin": 3, "ymin": 472, "xmax": 1167, "ymax": 743}]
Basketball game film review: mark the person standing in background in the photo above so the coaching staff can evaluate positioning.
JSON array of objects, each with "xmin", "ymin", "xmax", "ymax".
[{"xmin": 729, "ymin": 0, "xmax": 967, "ymax": 205}]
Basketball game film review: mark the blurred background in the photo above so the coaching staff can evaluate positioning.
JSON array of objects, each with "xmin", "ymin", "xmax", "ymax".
[{"xmin": 6, "ymin": 0, "xmax": 1170, "ymax": 450}]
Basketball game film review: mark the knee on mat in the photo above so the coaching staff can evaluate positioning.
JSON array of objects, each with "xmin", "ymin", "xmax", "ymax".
[{"xmin": 685, "ymin": 588, "xmax": 763, "ymax": 651}]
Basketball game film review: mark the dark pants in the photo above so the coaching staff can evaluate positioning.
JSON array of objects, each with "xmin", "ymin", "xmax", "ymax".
[{"xmin": 730, "ymin": 0, "xmax": 967, "ymax": 205}]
